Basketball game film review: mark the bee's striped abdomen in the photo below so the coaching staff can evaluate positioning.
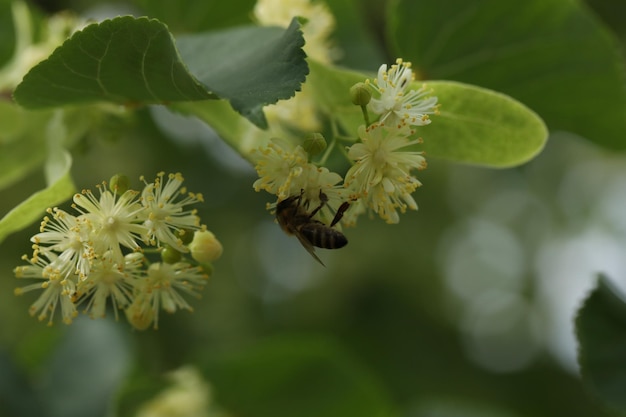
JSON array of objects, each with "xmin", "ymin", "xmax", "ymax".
[{"xmin": 300, "ymin": 223, "xmax": 348, "ymax": 249}]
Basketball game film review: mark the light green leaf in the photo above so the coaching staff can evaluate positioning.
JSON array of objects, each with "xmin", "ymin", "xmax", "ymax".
[
  {"xmin": 13, "ymin": 16, "xmax": 308, "ymax": 128},
  {"xmin": 0, "ymin": 104, "xmax": 95, "ymax": 192},
  {"xmin": 0, "ymin": 150, "xmax": 75, "ymax": 244},
  {"xmin": 309, "ymin": 60, "xmax": 548, "ymax": 168},
  {"xmin": 201, "ymin": 336, "xmax": 394, "ymax": 417},
  {"xmin": 0, "ymin": 103, "xmax": 49, "ymax": 190},
  {"xmin": 422, "ymin": 81, "xmax": 547, "ymax": 167},
  {"xmin": 576, "ymin": 275, "xmax": 626, "ymax": 415},
  {"xmin": 388, "ymin": 0, "xmax": 626, "ymax": 149}
]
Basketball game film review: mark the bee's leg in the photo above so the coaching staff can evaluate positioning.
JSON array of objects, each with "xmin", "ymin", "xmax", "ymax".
[
  {"xmin": 330, "ymin": 201, "xmax": 350, "ymax": 227},
  {"xmin": 308, "ymin": 190, "xmax": 328, "ymax": 219},
  {"xmin": 296, "ymin": 189, "xmax": 306, "ymax": 208}
]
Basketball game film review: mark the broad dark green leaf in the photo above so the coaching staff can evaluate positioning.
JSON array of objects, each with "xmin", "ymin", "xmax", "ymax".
[
  {"xmin": 202, "ymin": 336, "xmax": 394, "ymax": 417},
  {"xmin": 176, "ymin": 18, "xmax": 308, "ymax": 128},
  {"xmin": 13, "ymin": 16, "xmax": 214, "ymax": 107},
  {"xmin": 13, "ymin": 16, "xmax": 308, "ymax": 129},
  {"xmin": 308, "ymin": 60, "xmax": 548, "ymax": 168},
  {"xmin": 576, "ymin": 275, "xmax": 626, "ymax": 415},
  {"xmin": 389, "ymin": 0, "xmax": 626, "ymax": 150}
]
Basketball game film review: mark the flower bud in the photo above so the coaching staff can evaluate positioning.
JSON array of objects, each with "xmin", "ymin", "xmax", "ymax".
[
  {"xmin": 109, "ymin": 174, "xmax": 131, "ymax": 194},
  {"xmin": 302, "ymin": 132, "xmax": 327, "ymax": 157},
  {"xmin": 161, "ymin": 245, "xmax": 182, "ymax": 264},
  {"xmin": 189, "ymin": 230, "xmax": 223, "ymax": 263},
  {"xmin": 125, "ymin": 295, "xmax": 154, "ymax": 331},
  {"xmin": 350, "ymin": 82, "xmax": 371, "ymax": 106}
]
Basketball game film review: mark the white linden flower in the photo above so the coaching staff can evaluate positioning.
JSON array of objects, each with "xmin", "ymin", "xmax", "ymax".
[
  {"xmin": 252, "ymin": 138, "xmax": 311, "ymax": 200},
  {"xmin": 368, "ymin": 58, "xmax": 439, "ymax": 128},
  {"xmin": 298, "ymin": 164, "xmax": 346, "ymax": 224},
  {"xmin": 75, "ymin": 251, "xmax": 141, "ymax": 320},
  {"xmin": 252, "ymin": 138, "xmax": 347, "ymax": 222},
  {"xmin": 345, "ymin": 123, "xmax": 427, "ymax": 224},
  {"xmin": 72, "ymin": 184, "xmax": 146, "ymax": 259},
  {"xmin": 14, "ymin": 251, "xmax": 77, "ymax": 325},
  {"xmin": 140, "ymin": 172, "xmax": 203, "ymax": 251},
  {"xmin": 31, "ymin": 207, "xmax": 93, "ymax": 279},
  {"xmin": 15, "ymin": 173, "xmax": 218, "ymax": 329},
  {"xmin": 126, "ymin": 262, "xmax": 209, "ymax": 330}
]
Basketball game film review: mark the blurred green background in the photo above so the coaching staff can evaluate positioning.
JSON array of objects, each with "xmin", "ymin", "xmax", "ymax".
[{"xmin": 1, "ymin": 0, "xmax": 625, "ymax": 416}]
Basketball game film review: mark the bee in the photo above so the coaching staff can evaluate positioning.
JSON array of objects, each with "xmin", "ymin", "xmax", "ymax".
[{"xmin": 276, "ymin": 191, "xmax": 350, "ymax": 265}]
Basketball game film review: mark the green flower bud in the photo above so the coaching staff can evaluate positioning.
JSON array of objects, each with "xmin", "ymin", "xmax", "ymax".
[
  {"xmin": 161, "ymin": 245, "xmax": 183, "ymax": 264},
  {"xmin": 109, "ymin": 174, "xmax": 131, "ymax": 194},
  {"xmin": 177, "ymin": 229, "xmax": 196, "ymax": 245},
  {"xmin": 302, "ymin": 132, "xmax": 327, "ymax": 157},
  {"xmin": 350, "ymin": 82, "xmax": 371, "ymax": 106},
  {"xmin": 189, "ymin": 230, "xmax": 223, "ymax": 263}
]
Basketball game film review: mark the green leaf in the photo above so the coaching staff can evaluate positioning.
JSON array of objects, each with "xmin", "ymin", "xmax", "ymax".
[
  {"xmin": 176, "ymin": 18, "xmax": 308, "ymax": 128},
  {"xmin": 13, "ymin": 16, "xmax": 308, "ymax": 128},
  {"xmin": 0, "ymin": 104, "xmax": 94, "ymax": 192},
  {"xmin": 388, "ymin": 0, "xmax": 626, "ymax": 150},
  {"xmin": 202, "ymin": 336, "xmax": 394, "ymax": 417},
  {"xmin": 13, "ymin": 16, "xmax": 213, "ymax": 108},
  {"xmin": 0, "ymin": 103, "xmax": 49, "ymax": 190},
  {"xmin": 576, "ymin": 275, "xmax": 626, "ymax": 415},
  {"xmin": 309, "ymin": 60, "xmax": 548, "ymax": 168},
  {"xmin": 0, "ymin": 150, "xmax": 75, "ymax": 245},
  {"xmin": 422, "ymin": 81, "xmax": 547, "ymax": 167}
]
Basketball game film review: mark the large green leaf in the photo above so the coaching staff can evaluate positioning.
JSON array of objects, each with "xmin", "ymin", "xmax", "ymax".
[
  {"xmin": 422, "ymin": 81, "xmax": 547, "ymax": 167},
  {"xmin": 13, "ymin": 16, "xmax": 214, "ymax": 107},
  {"xmin": 576, "ymin": 275, "xmax": 626, "ymax": 415},
  {"xmin": 388, "ymin": 0, "xmax": 626, "ymax": 150},
  {"xmin": 202, "ymin": 336, "xmax": 394, "ymax": 417},
  {"xmin": 309, "ymin": 60, "xmax": 548, "ymax": 168},
  {"xmin": 13, "ymin": 16, "xmax": 308, "ymax": 128},
  {"xmin": 176, "ymin": 18, "xmax": 308, "ymax": 128}
]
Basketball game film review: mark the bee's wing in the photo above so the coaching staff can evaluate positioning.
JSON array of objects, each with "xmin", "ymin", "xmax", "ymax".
[{"xmin": 295, "ymin": 233, "xmax": 325, "ymax": 266}]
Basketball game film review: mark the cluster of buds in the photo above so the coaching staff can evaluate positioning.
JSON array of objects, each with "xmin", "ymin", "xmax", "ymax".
[{"xmin": 14, "ymin": 173, "xmax": 222, "ymax": 329}]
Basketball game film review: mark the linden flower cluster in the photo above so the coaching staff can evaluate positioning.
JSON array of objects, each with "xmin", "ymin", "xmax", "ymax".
[
  {"xmin": 252, "ymin": 58, "xmax": 440, "ymax": 226},
  {"xmin": 14, "ymin": 172, "xmax": 223, "ymax": 330}
]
